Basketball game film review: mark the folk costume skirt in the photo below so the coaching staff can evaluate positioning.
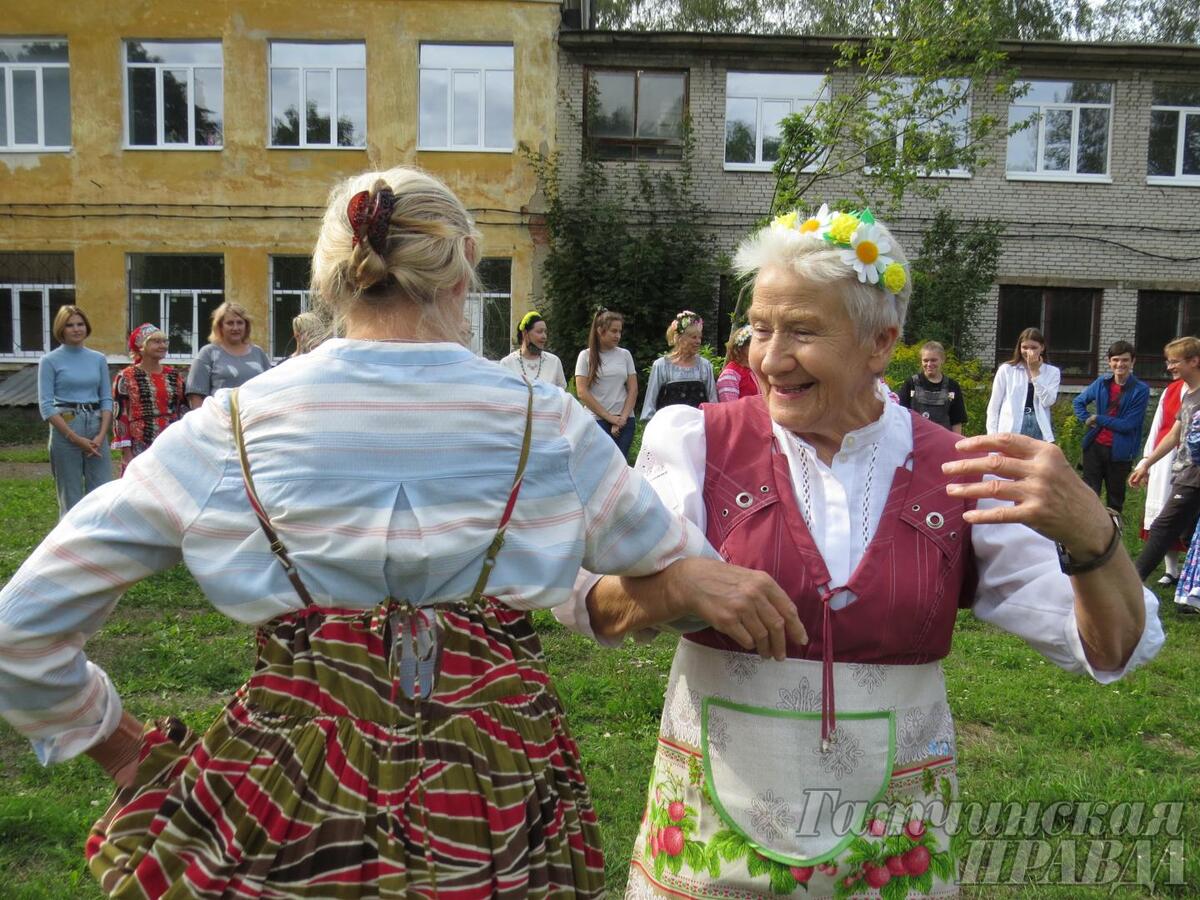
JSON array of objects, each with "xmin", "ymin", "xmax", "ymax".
[{"xmin": 85, "ymin": 600, "xmax": 605, "ymax": 899}]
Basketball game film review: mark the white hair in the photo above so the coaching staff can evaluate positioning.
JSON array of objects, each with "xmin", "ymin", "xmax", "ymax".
[{"xmin": 733, "ymin": 218, "xmax": 912, "ymax": 344}]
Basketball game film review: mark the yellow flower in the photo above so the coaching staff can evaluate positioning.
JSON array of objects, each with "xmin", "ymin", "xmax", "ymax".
[
  {"xmin": 800, "ymin": 203, "xmax": 831, "ymax": 233},
  {"xmin": 882, "ymin": 262, "xmax": 907, "ymax": 293},
  {"xmin": 828, "ymin": 212, "xmax": 859, "ymax": 244},
  {"xmin": 800, "ymin": 217, "xmax": 821, "ymax": 233},
  {"xmin": 773, "ymin": 211, "xmax": 799, "ymax": 230}
]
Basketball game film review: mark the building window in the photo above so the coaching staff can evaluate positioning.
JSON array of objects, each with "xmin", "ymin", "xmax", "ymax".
[
  {"xmin": 0, "ymin": 253, "xmax": 74, "ymax": 357},
  {"xmin": 419, "ymin": 44, "xmax": 513, "ymax": 152},
  {"xmin": 1007, "ymin": 81, "xmax": 1112, "ymax": 180},
  {"xmin": 1135, "ymin": 290, "xmax": 1200, "ymax": 380},
  {"xmin": 867, "ymin": 78, "xmax": 971, "ymax": 177},
  {"xmin": 0, "ymin": 38, "xmax": 70, "ymax": 151},
  {"xmin": 128, "ymin": 254, "xmax": 224, "ymax": 358},
  {"xmin": 269, "ymin": 42, "xmax": 366, "ymax": 148},
  {"xmin": 724, "ymin": 72, "xmax": 825, "ymax": 171},
  {"xmin": 270, "ymin": 256, "xmax": 312, "ymax": 359},
  {"xmin": 996, "ymin": 285, "xmax": 1101, "ymax": 378},
  {"xmin": 124, "ymin": 41, "xmax": 222, "ymax": 148},
  {"xmin": 1148, "ymin": 83, "xmax": 1200, "ymax": 185},
  {"xmin": 586, "ymin": 68, "xmax": 687, "ymax": 161},
  {"xmin": 466, "ymin": 259, "xmax": 511, "ymax": 360}
]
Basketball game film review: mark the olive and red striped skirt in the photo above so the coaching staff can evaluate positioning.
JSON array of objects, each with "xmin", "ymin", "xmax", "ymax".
[{"xmin": 86, "ymin": 601, "xmax": 605, "ymax": 898}]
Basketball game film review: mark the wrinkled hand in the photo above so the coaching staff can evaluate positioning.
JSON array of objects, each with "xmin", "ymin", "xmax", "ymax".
[
  {"xmin": 666, "ymin": 557, "xmax": 807, "ymax": 660},
  {"xmin": 941, "ymin": 433, "xmax": 1113, "ymax": 559},
  {"xmin": 1086, "ymin": 415, "xmax": 1098, "ymax": 429}
]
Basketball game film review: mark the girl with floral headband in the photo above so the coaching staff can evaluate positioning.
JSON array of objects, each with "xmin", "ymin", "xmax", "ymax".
[
  {"xmin": 499, "ymin": 309, "xmax": 566, "ymax": 388},
  {"xmin": 111, "ymin": 323, "xmax": 186, "ymax": 474},
  {"xmin": 717, "ymin": 324, "xmax": 759, "ymax": 402},
  {"xmin": 559, "ymin": 204, "xmax": 1159, "ymax": 900},
  {"xmin": 642, "ymin": 310, "xmax": 718, "ymax": 419}
]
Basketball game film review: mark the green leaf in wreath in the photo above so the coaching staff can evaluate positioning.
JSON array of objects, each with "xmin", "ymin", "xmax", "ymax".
[
  {"xmin": 666, "ymin": 852, "xmax": 685, "ymax": 876},
  {"xmin": 654, "ymin": 849, "xmax": 668, "ymax": 880},
  {"xmin": 683, "ymin": 840, "xmax": 707, "ymax": 873},
  {"xmin": 706, "ymin": 847, "xmax": 721, "ymax": 880},
  {"xmin": 768, "ymin": 862, "xmax": 798, "ymax": 895},
  {"xmin": 681, "ymin": 818, "xmax": 698, "ymax": 837},
  {"xmin": 746, "ymin": 851, "xmax": 770, "ymax": 878},
  {"xmin": 883, "ymin": 834, "xmax": 909, "ymax": 856}
]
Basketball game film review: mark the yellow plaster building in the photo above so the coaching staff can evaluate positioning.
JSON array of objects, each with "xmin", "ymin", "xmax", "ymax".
[{"xmin": 0, "ymin": 0, "xmax": 564, "ymax": 365}]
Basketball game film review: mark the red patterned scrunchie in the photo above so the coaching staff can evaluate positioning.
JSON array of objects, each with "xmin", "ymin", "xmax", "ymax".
[{"xmin": 347, "ymin": 186, "xmax": 398, "ymax": 256}]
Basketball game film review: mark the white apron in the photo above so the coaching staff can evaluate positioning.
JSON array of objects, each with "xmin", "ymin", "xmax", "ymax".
[{"xmin": 626, "ymin": 639, "xmax": 961, "ymax": 899}]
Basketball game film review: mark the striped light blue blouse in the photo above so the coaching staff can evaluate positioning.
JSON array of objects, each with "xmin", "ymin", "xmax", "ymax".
[{"xmin": 0, "ymin": 340, "xmax": 712, "ymax": 765}]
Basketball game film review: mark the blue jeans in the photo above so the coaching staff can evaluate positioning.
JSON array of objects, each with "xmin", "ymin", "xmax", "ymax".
[
  {"xmin": 596, "ymin": 416, "xmax": 636, "ymax": 463},
  {"xmin": 49, "ymin": 408, "xmax": 112, "ymax": 518}
]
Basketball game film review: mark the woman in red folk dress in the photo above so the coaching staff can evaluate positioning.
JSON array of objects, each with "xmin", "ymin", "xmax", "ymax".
[{"xmin": 112, "ymin": 324, "xmax": 186, "ymax": 474}]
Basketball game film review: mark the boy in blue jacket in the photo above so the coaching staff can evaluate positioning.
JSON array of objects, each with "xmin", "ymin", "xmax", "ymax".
[{"xmin": 1074, "ymin": 340, "xmax": 1149, "ymax": 515}]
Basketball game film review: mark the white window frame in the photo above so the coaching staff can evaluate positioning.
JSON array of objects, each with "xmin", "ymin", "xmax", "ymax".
[
  {"xmin": 268, "ymin": 256, "xmax": 312, "ymax": 360},
  {"xmin": 129, "ymin": 288, "xmax": 224, "ymax": 359},
  {"xmin": 863, "ymin": 77, "xmax": 972, "ymax": 179},
  {"xmin": 466, "ymin": 261, "xmax": 512, "ymax": 360},
  {"xmin": 122, "ymin": 40, "xmax": 223, "ymax": 150},
  {"xmin": 268, "ymin": 42, "xmax": 366, "ymax": 149},
  {"xmin": 723, "ymin": 72, "xmax": 826, "ymax": 173},
  {"xmin": 1007, "ymin": 80, "xmax": 1114, "ymax": 183},
  {"xmin": 0, "ymin": 39, "xmax": 70, "ymax": 152},
  {"xmin": 418, "ymin": 43, "xmax": 514, "ymax": 153},
  {"xmin": 1147, "ymin": 91, "xmax": 1200, "ymax": 186},
  {"xmin": 0, "ymin": 282, "xmax": 72, "ymax": 357}
]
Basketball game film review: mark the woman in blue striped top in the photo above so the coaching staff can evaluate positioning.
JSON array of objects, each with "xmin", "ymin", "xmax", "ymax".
[
  {"xmin": 0, "ymin": 167, "xmax": 799, "ymax": 898},
  {"xmin": 36, "ymin": 304, "xmax": 113, "ymax": 517}
]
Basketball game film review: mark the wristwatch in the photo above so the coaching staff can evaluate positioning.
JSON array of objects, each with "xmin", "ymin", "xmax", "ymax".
[{"xmin": 1056, "ymin": 508, "xmax": 1123, "ymax": 576}]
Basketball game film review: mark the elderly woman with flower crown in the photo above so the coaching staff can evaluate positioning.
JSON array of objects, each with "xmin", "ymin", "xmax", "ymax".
[
  {"xmin": 111, "ymin": 323, "xmax": 187, "ymax": 474},
  {"xmin": 642, "ymin": 310, "xmax": 718, "ymax": 420},
  {"xmin": 557, "ymin": 204, "xmax": 1162, "ymax": 899}
]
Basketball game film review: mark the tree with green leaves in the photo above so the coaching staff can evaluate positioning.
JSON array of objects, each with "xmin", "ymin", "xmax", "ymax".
[
  {"xmin": 522, "ymin": 129, "xmax": 724, "ymax": 383},
  {"xmin": 904, "ymin": 209, "xmax": 1004, "ymax": 357}
]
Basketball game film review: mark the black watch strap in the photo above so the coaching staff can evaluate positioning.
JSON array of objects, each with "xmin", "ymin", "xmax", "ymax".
[{"xmin": 1057, "ymin": 509, "xmax": 1122, "ymax": 576}]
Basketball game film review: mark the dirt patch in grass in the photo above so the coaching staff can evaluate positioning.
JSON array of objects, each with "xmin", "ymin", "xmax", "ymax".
[
  {"xmin": 1142, "ymin": 732, "xmax": 1197, "ymax": 758},
  {"xmin": 956, "ymin": 721, "xmax": 999, "ymax": 750},
  {"xmin": 0, "ymin": 461, "xmax": 48, "ymax": 480}
]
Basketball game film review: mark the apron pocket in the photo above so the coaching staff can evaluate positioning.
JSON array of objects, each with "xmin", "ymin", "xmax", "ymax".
[{"xmin": 702, "ymin": 698, "xmax": 894, "ymax": 865}]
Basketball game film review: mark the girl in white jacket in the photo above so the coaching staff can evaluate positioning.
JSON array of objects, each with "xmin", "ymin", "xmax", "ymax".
[{"xmin": 987, "ymin": 326, "xmax": 1061, "ymax": 441}]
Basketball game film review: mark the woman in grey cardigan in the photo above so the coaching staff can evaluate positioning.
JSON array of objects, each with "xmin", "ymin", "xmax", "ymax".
[{"xmin": 185, "ymin": 301, "xmax": 271, "ymax": 408}]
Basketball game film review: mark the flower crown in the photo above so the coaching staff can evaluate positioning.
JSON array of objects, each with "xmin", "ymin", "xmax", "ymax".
[
  {"xmin": 673, "ymin": 310, "xmax": 703, "ymax": 334},
  {"xmin": 731, "ymin": 324, "xmax": 753, "ymax": 348},
  {"xmin": 519, "ymin": 310, "xmax": 543, "ymax": 333},
  {"xmin": 770, "ymin": 204, "xmax": 908, "ymax": 296}
]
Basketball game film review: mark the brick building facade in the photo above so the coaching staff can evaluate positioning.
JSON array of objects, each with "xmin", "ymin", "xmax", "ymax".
[{"xmin": 557, "ymin": 32, "xmax": 1200, "ymax": 385}]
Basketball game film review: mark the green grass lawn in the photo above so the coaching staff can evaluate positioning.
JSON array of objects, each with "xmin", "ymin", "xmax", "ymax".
[{"xmin": 0, "ymin": 474, "xmax": 1195, "ymax": 898}]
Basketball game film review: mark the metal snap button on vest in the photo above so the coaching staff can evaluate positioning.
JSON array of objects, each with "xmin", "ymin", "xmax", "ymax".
[
  {"xmin": 925, "ymin": 512, "xmax": 945, "ymax": 529},
  {"xmin": 911, "ymin": 504, "xmax": 921, "ymax": 512},
  {"xmin": 721, "ymin": 509, "xmax": 729, "ymax": 517},
  {"xmin": 760, "ymin": 485, "xmax": 770, "ymax": 493},
  {"xmin": 949, "ymin": 531, "xmax": 958, "ymax": 540},
  {"xmin": 735, "ymin": 492, "xmax": 753, "ymax": 509}
]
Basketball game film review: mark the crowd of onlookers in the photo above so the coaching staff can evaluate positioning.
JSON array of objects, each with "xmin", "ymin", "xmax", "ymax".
[{"xmin": 35, "ymin": 296, "xmax": 1200, "ymax": 610}]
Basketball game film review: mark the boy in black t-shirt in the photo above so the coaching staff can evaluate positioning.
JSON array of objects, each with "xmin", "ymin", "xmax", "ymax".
[{"xmin": 898, "ymin": 341, "xmax": 968, "ymax": 433}]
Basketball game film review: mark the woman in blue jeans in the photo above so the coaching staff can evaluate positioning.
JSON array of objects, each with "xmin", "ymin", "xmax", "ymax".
[
  {"xmin": 37, "ymin": 305, "xmax": 113, "ymax": 517},
  {"xmin": 575, "ymin": 309, "xmax": 639, "ymax": 460}
]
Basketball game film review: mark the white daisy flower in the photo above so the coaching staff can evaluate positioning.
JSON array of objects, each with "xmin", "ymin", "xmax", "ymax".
[
  {"xmin": 798, "ymin": 203, "xmax": 832, "ymax": 234},
  {"xmin": 842, "ymin": 222, "xmax": 894, "ymax": 284}
]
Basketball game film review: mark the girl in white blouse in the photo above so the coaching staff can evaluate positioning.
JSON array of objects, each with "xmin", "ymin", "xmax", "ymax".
[{"xmin": 986, "ymin": 326, "xmax": 1061, "ymax": 441}]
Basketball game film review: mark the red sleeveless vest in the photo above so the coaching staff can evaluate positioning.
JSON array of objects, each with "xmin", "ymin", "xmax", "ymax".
[{"xmin": 691, "ymin": 395, "xmax": 979, "ymax": 666}]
